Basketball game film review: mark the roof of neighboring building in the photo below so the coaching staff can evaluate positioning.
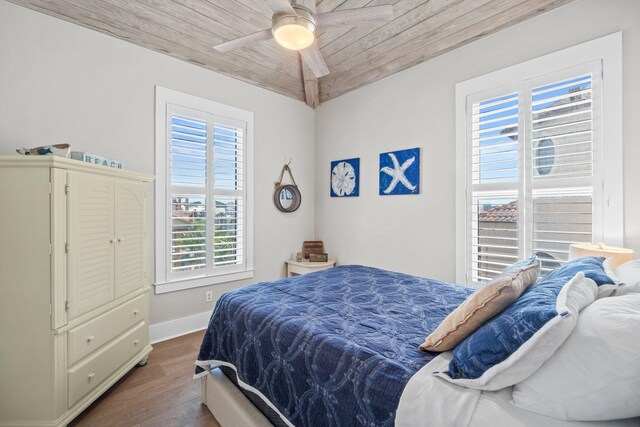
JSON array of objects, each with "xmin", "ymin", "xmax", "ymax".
[{"xmin": 478, "ymin": 201, "xmax": 517, "ymax": 222}]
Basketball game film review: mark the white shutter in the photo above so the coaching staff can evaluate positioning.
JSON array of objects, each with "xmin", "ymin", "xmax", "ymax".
[
  {"xmin": 532, "ymin": 191, "xmax": 592, "ymax": 273},
  {"xmin": 531, "ymin": 73, "xmax": 593, "ymax": 182},
  {"xmin": 167, "ymin": 108, "xmax": 247, "ymax": 278},
  {"xmin": 471, "ymin": 92, "xmax": 520, "ymax": 185},
  {"xmin": 170, "ymin": 114, "xmax": 208, "ymax": 187},
  {"xmin": 169, "ymin": 111, "xmax": 208, "ymax": 274},
  {"xmin": 465, "ymin": 64, "xmax": 601, "ymax": 283},
  {"xmin": 470, "ymin": 91, "xmax": 520, "ymax": 282},
  {"xmin": 170, "ymin": 194, "xmax": 207, "ymax": 272},
  {"xmin": 212, "ymin": 121, "xmax": 244, "ymax": 268},
  {"xmin": 529, "ymin": 71, "xmax": 596, "ymax": 274},
  {"xmin": 471, "ymin": 193, "xmax": 519, "ymax": 281}
]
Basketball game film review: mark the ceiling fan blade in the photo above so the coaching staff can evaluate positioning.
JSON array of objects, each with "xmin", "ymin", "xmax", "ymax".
[
  {"xmin": 300, "ymin": 42, "xmax": 329, "ymax": 78},
  {"xmin": 315, "ymin": 5, "xmax": 394, "ymax": 29},
  {"xmin": 264, "ymin": 0, "xmax": 296, "ymax": 15},
  {"xmin": 213, "ymin": 29, "xmax": 273, "ymax": 52}
]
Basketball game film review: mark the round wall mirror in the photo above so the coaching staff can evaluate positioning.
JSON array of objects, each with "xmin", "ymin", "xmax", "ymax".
[{"xmin": 274, "ymin": 184, "xmax": 301, "ymax": 213}]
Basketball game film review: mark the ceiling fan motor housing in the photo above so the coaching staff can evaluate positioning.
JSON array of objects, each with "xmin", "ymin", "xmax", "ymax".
[{"xmin": 272, "ymin": 5, "xmax": 317, "ymax": 50}]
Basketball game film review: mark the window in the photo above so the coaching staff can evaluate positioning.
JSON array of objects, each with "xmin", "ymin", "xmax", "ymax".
[
  {"xmin": 155, "ymin": 87, "xmax": 254, "ymax": 293},
  {"xmin": 456, "ymin": 34, "xmax": 623, "ymax": 285}
]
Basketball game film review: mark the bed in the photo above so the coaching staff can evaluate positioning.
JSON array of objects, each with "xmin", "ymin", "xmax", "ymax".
[{"xmin": 194, "ymin": 265, "xmax": 640, "ymax": 427}]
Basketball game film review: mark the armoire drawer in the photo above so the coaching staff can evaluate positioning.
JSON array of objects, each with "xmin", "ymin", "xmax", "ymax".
[
  {"xmin": 68, "ymin": 321, "xmax": 148, "ymax": 408},
  {"xmin": 68, "ymin": 294, "xmax": 146, "ymax": 365}
]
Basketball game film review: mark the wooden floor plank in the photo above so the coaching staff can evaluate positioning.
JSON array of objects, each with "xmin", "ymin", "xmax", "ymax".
[
  {"xmin": 70, "ymin": 331, "xmax": 216, "ymax": 427},
  {"xmin": 79, "ymin": 365, "xmax": 197, "ymax": 419}
]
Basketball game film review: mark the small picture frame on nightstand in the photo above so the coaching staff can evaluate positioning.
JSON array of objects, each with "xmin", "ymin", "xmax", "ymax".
[{"xmin": 309, "ymin": 253, "xmax": 328, "ymax": 262}]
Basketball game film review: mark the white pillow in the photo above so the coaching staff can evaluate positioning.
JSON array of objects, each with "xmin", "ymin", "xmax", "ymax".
[
  {"xmin": 611, "ymin": 259, "xmax": 640, "ymax": 296},
  {"xmin": 511, "ymin": 292, "xmax": 640, "ymax": 421}
]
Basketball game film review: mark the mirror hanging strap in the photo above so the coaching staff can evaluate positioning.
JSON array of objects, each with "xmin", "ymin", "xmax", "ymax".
[{"xmin": 275, "ymin": 163, "xmax": 298, "ymax": 188}]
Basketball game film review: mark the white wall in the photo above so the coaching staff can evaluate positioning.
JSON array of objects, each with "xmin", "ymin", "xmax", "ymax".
[
  {"xmin": 315, "ymin": 0, "xmax": 640, "ymax": 283},
  {"xmin": 0, "ymin": 0, "xmax": 316, "ymax": 326},
  {"xmin": 1, "ymin": 0, "xmax": 639, "ymax": 330}
]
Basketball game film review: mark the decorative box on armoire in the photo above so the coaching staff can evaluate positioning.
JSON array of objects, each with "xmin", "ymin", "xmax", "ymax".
[{"xmin": 0, "ymin": 156, "xmax": 154, "ymax": 426}]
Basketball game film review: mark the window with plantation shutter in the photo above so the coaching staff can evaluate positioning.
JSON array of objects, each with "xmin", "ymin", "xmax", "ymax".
[
  {"xmin": 456, "ymin": 34, "xmax": 623, "ymax": 286},
  {"xmin": 155, "ymin": 87, "xmax": 253, "ymax": 293}
]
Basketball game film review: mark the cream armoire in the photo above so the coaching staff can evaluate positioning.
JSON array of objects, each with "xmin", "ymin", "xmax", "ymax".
[{"xmin": 0, "ymin": 156, "xmax": 154, "ymax": 426}]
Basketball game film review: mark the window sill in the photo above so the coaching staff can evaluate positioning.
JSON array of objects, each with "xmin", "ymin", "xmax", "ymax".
[{"xmin": 154, "ymin": 269, "xmax": 255, "ymax": 294}]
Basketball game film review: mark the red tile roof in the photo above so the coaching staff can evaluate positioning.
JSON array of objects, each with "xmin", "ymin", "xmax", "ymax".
[{"xmin": 478, "ymin": 201, "xmax": 517, "ymax": 222}]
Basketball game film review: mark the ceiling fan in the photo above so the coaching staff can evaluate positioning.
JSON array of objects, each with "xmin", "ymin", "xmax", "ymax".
[{"xmin": 213, "ymin": 0, "xmax": 394, "ymax": 78}]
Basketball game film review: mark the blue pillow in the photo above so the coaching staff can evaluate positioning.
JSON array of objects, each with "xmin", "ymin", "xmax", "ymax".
[
  {"xmin": 542, "ymin": 256, "xmax": 617, "ymax": 299},
  {"xmin": 436, "ymin": 257, "xmax": 611, "ymax": 390},
  {"xmin": 543, "ymin": 256, "xmax": 613, "ymax": 286},
  {"xmin": 502, "ymin": 256, "xmax": 539, "ymax": 274}
]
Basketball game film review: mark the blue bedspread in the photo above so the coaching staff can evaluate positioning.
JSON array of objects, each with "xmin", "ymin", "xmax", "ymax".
[{"xmin": 195, "ymin": 265, "xmax": 473, "ymax": 426}]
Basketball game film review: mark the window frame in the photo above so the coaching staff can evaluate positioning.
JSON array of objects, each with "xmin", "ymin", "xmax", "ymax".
[
  {"xmin": 455, "ymin": 33, "xmax": 623, "ymax": 285},
  {"xmin": 154, "ymin": 86, "xmax": 254, "ymax": 294}
]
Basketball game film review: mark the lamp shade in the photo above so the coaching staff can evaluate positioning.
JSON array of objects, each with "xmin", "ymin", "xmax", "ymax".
[{"xmin": 569, "ymin": 243, "xmax": 635, "ymax": 268}]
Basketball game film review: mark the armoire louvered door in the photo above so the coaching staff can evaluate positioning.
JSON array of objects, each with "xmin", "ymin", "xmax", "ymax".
[
  {"xmin": 67, "ymin": 172, "xmax": 115, "ymax": 320},
  {"xmin": 68, "ymin": 174, "xmax": 147, "ymax": 318},
  {"xmin": 114, "ymin": 181, "xmax": 147, "ymax": 298}
]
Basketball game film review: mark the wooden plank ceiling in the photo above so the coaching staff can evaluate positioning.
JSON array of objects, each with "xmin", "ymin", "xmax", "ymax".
[{"xmin": 8, "ymin": 0, "xmax": 572, "ymax": 108}]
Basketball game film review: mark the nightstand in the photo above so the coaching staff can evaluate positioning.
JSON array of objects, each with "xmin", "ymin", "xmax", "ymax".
[{"xmin": 285, "ymin": 259, "xmax": 336, "ymax": 277}]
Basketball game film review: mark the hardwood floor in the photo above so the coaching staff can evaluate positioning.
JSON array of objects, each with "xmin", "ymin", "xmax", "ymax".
[{"xmin": 70, "ymin": 330, "xmax": 220, "ymax": 427}]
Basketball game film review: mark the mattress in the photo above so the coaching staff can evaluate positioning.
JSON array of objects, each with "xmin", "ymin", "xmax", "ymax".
[{"xmin": 195, "ymin": 265, "xmax": 473, "ymax": 426}]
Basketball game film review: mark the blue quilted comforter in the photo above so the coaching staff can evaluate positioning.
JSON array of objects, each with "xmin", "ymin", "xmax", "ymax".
[{"xmin": 195, "ymin": 265, "xmax": 473, "ymax": 426}]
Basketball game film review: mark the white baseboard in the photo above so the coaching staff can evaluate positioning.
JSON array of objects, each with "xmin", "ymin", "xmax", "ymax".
[{"xmin": 149, "ymin": 311, "xmax": 211, "ymax": 344}]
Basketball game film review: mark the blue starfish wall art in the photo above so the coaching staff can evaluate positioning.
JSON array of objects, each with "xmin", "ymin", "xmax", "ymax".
[
  {"xmin": 330, "ymin": 158, "xmax": 360, "ymax": 197},
  {"xmin": 379, "ymin": 147, "xmax": 420, "ymax": 195}
]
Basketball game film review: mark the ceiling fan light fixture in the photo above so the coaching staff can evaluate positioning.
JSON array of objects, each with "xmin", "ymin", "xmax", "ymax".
[{"xmin": 272, "ymin": 11, "xmax": 316, "ymax": 51}]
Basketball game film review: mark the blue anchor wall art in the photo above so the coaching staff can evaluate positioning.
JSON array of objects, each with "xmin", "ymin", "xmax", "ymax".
[{"xmin": 379, "ymin": 147, "xmax": 420, "ymax": 195}]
